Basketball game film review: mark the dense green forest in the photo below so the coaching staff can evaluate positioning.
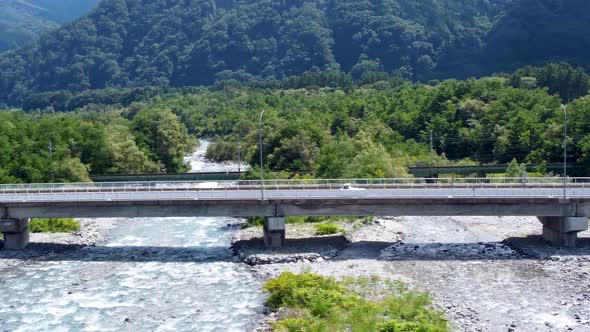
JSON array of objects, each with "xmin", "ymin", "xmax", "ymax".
[
  {"xmin": 0, "ymin": 107, "xmax": 195, "ymax": 183},
  {"xmin": 167, "ymin": 64, "xmax": 590, "ymax": 178},
  {"xmin": 1, "ymin": 63, "xmax": 589, "ymax": 183},
  {"xmin": 0, "ymin": 0, "xmax": 99, "ymax": 52},
  {"xmin": 1, "ymin": 0, "xmax": 590, "ymax": 106}
]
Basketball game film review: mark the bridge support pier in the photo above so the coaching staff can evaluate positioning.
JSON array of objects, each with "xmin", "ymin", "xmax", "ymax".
[
  {"xmin": 264, "ymin": 217, "xmax": 285, "ymax": 248},
  {"xmin": 538, "ymin": 217, "xmax": 588, "ymax": 248},
  {"xmin": 0, "ymin": 218, "xmax": 30, "ymax": 250}
]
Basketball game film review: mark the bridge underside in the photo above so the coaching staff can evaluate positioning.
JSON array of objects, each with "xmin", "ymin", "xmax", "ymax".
[
  {"xmin": 1, "ymin": 197, "xmax": 588, "ymax": 219},
  {"xmin": 1, "ymin": 197, "xmax": 589, "ymax": 249}
]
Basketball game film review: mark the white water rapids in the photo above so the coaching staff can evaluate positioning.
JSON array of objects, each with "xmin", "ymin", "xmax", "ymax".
[{"xmin": 0, "ymin": 140, "xmax": 264, "ymax": 331}]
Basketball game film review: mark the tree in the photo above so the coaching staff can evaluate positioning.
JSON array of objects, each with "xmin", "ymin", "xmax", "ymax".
[
  {"xmin": 53, "ymin": 157, "xmax": 91, "ymax": 182},
  {"xmin": 505, "ymin": 158, "xmax": 526, "ymax": 178},
  {"xmin": 104, "ymin": 124, "xmax": 160, "ymax": 173},
  {"xmin": 342, "ymin": 144, "xmax": 409, "ymax": 178},
  {"xmin": 512, "ymin": 64, "xmax": 590, "ymax": 102},
  {"xmin": 132, "ymin": 107, "xmax": 196, "ymax": 172}
]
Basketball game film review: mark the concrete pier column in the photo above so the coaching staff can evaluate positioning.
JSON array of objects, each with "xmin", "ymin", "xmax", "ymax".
[
  {"xmin": 538, "ymin": 216, "xmax": 588, "ymax": 248},
  {"xmin": 263, "ymin": 217, "xmax": 286, "ymax": 248},
  {"xmin": 0, "ymin": 218, "xmax": 30, "ymax": 250}
]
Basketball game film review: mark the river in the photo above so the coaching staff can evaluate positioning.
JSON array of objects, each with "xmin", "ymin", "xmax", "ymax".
[{"xmin": 0, "ymin": 140, "xmax": 264, "ymax": 331}]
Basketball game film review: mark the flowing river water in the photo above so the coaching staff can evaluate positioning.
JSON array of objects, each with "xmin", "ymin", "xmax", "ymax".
[{"xmin": 0, "ymin": 141, "xmax": 264, "ymax": 331}]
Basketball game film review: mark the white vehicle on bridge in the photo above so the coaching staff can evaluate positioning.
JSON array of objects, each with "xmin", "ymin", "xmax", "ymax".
[{"xmin": 339, "ymin": 183, "xmax": 366, "ymax": 190}]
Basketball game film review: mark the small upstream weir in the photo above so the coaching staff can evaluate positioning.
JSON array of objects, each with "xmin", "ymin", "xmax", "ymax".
[{"xmin": 0, "ymin": 140, "xmax": 264, "ymax": 331}]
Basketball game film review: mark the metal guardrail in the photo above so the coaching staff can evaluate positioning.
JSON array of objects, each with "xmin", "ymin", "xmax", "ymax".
[
  {"xmin": 0, "ymin": 177, "xmax": 589, "ymax": 194},
  {"xmin": 0, "ymin": 188, "xmax": 589, "ymax": 202}
]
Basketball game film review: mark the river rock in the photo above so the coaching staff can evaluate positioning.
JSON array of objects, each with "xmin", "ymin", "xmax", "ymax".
[{"xmin": 242, "ymin": 253, "xmax": 323, "ymax": 266}]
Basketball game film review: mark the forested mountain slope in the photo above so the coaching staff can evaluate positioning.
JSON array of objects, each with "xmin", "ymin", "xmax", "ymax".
[
  {"xmin": 0, "ymin": 0, "xmax": 588, "ymax": 106},
  {"xmin": 0, "ymin": 0, "xmax": 100, "ymax": 52},
  {"xmin": 480, "ymin": 0, "xmax": 590, "ymax": 73}
]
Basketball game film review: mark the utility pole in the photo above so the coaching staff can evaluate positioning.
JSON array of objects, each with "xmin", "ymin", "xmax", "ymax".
[
  {"xmin": 562, "ymin": 104, "xmax": 567, "ymax": 199},
  {"xmin": 258, "ymin": 110, "xmax": 266, "ymax": 200},
  {"xmin": 429, "ymin": 130, "xmax": 434, "ymax": 179}
]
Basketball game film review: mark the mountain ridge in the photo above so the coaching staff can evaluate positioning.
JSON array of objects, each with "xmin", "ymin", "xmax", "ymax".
[
  {"xmin": 0, "ymin": 0, "xmax": 100, "ymax": 52},
  {"xmin": 0, "ymin": 0, "xmax": 588, "ymax": 106}
]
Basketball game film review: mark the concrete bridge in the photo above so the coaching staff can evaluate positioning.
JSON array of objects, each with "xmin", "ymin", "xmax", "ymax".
[{"xmin": 1, "ymin": 177, "xmax": 589, "ymax": 249}]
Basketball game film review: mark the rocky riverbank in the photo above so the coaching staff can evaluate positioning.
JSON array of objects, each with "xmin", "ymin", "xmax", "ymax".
[
  {"xmin": 0, "ymin": 218, "xmax": 118, "ymax": 272},
  {"xmin": 233, "ymin": 216, "xmax": 590, "ymax": 331}
]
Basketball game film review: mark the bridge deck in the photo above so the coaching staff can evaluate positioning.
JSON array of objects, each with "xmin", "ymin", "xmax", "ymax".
[
  {"xmin": 3, "ymin": 178, "xmax": 589, "ymax": 249},
  {"xmin": 0, "ymin": 178, "xmax": 589, "ymax": 219}
]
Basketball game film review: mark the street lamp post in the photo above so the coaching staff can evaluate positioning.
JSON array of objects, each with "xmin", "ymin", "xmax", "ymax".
[
  {"xmin": 258, "ymin": 110, "xmax": 266, "ymax": 200},
  {"xmin": 429, "ymin": 130, "xmax": 434, "ymax": 179},
  {"xmin": 562, "ymin": 104, "xmax": 567, "ymax": 199},
  {"xmin": 48, "ymin": 140, "xmax": 54, "ymax": 183},
  {"xmin": 236, "ymin": 135, "xmax": 241, "ymax": 173}
]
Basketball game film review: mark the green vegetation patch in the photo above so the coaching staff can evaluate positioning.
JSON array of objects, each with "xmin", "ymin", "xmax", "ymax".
[
  {"xmin": 0, "ymin": 107, "xmax": 196, "ymax": 184},
  {"xmin": 314, "ymin": 223, "xmax": 345, "ymax": 235},
  {"xmin": 244, "ymin": 216, "xmax": 337, "ymax": 228},
  {"xmin": 263, "ymin": 272, "xmax": 449, "ymax": 332},
  {"xmin": 244, "ymin": 216, "xmax": 368, "ymax": 229},
  {"xmin": 29, "ymin": 218, "xmax": 81, "ymax": 233}
]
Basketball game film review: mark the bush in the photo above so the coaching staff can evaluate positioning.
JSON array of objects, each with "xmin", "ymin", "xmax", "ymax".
[
  {"xmin": 314, "ymin": 223, "xmax": 344, "ymax": 235},
  {"xmin": 244, "ymin": 216, "xmax": 332, "ymax": 228},
  {"xmin": 377, "ymin": 320, "xmax": 423, "ymax": 332},
  {"xmin": 29, "ymin": 218, "xmax": 80, "ymax": 233},
  {"xmin": 263, "ymin": 272, "xmax": 352, "ymax": 313},
  {"xmin": 205, "ymin": 140, "xmax": 237, "ymax": 162},
  {"xmin": 286, "ymin": 216, "xmax": 327, "ymax": 224},
  {"xmin": 264, "ymin": 273, "xmax": 449, "ymax": 332},
  {"xmin": 245, "ymin": 217, "xmax": 265, "ymax": 227},
  {"xmin": 274, "ymin": 317, "xmax": 316, "ymax": 332}
]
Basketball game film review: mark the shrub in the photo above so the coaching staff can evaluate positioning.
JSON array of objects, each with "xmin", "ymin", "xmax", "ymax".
[
  {"xmin": 29, "ymin": 218, "xmax": 80, "ymax": 233},
  {"xmin": 264, "ymin": 273, "xmax": 449, "ymax": 332},
  {"xmin": 377, "ymin": 320, "xmax": 422, "ymax": 332},
  {"xmin": 244, "ymin": 216, "xmax": 369, "ymax": 229},
  {"xmin": 286, "ymin": 216, "xmax": 327, "ymax": 224},
  {"xmin": 243, "ymin": 216, "xmax": 331, "ymax": 228},
  {"xmin": 314, "ymin": 223, "xmax": 344, "ymax": 235},
  {"xmin": 263, "ymin": 272, "xmax": 349, "ymax": 312},
  {"xmin": 245, "ymin": 217, "xmax": 264, "ymax": 227},
  {"xmin": 274, "ymin": 317, "xmax": 316, "ymax": 332},
  {"xmin": 285, "ymin": 216, "xmax": 307, "ymax": 224},
  {"xmin": 205, "ymin": 140, "xmax": 237, "ymax": 162},
  {"xmin": 303, "ymin": 216, "xmax": 325, "ymax": 223},
  {"xmin": 377, "ymin": 318, "xmax": 448, "ymax": 332}
]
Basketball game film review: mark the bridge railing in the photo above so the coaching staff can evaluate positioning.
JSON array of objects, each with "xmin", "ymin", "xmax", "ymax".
[{"xmin": 0, "ymin": 177, "xmax": 589, "ymax": 194}]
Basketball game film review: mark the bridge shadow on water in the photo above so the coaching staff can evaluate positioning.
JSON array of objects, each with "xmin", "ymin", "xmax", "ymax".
[
  {"xmin": 2, "ymin": 235, "xmax": 590, "ymax": 263},
  {"xmin": 0, "ymin": 241, "xmax": 236, "ymax": 263}
]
